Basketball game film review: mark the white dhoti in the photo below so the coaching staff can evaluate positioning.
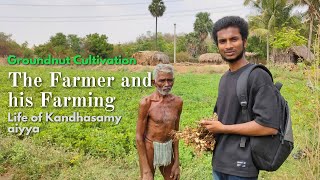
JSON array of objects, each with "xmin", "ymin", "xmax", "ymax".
[{"xmin": 153, "ymin": 139, "xmax": 173, "ymax": 168}]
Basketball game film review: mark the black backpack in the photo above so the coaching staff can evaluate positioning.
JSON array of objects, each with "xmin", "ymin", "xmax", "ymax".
[{"xmin": 236, "ymin": 64, "xmax": 294, "ymax": 171}]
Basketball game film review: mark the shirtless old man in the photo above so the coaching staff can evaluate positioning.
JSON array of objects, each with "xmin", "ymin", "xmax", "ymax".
[{"xmin": 136, "ymin": 64, "xmax": 183, "ymax": 180}]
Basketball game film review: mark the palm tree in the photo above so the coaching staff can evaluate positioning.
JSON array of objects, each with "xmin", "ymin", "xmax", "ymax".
[
  {"xmin": 148, "ymin": 0, "xmax": 166, "ymax": 51},
  {"xmin": 193, "ymin": 12, "xmax": 214, "ymax": 54},
  {"xmin": 244, "ymin": 0, "xmax": 298, "ymax": 63},
  {"xmin": 292, "ymin": 0, "xmax": 320, "ymax": 59},
  {"xmin": 185, "ymin": 32, "xmax": 201, "ymax": 57},
  {"xmin": 194, "ymin": 12, "xmax": 214, "ymax": 42}
]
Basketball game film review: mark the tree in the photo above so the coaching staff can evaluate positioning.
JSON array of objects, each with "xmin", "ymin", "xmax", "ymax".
[
  {"xmin": 292, "ymin": 0, "xmax": 320, "ymax": 58},
  {"xmin": 194, "ymin": 12, "xmax": 214, "ymax": 42},
  {"xmin": 148, "ymin": 0, "xmax": 166, "ymax": 50},
  {"xmin": 111, "ymin": 43, "xmax": 125, "ymax": 58},
  {"xmin": 34, "ymin": 33, "xmax": 70, "ymax": 57},
  {"xmin": 246, "ymin": 36, "xmax": 267, "ymax": 58},
  {"xmin": 49, "ymin": 33, "xmax": 69, "ymax": 57},
  {"xmin": 244, "ymin": 0, "xmax": 300, "ymax": 62},
  {"xmin": 185, "ymin": 32, "xmax": 201, "ymax": 57},
  {"xmin": 177, "ymin": 35, "xmax": 187, "ymax": 52},
  {"xmin": 84, "ymin": 33, "xmax": 113, "ymax": 58},
  {"xmin": 246, "ymin": 14, "xmax": 270, "ymax": 60},
  {"xmin": 271, "ymin": 27, "xmax": 307, "ymax": 49},
  {"xmin": 193, "ymin": 12, "xmax": 214, "ymax": 54},
  {"xmin": 0, "ymin": 32, "xmax": 12, "ymax": 42},
  {"xmin": 0, "ymin": 32, "xmax": 13, "ymax": 56},
  {"xmin": 21, "ymin": 41, "xmax": 34, "ymax": 58},
  {"xmin": 67, "ymin": 34, "xmax": 83, "ymax": 55},
  {"xmin": 0, "ymin": 32, "xmax": 23, "ymax": 57},
  {"xmin": 34, "ymin": 43, "xmax": 54, "ymax": 57},
  {"xmin": 50, "ymin": 33, "xmax": 67, "ymax": 47}
]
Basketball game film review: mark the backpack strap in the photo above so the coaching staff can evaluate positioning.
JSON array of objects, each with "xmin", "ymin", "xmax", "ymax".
[{"xmin": 236, "ymin": 64, "xmax": 273, "ymax": 148}]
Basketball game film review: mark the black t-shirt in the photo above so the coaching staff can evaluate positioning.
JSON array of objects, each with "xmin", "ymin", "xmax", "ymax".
[{"xmin": 212, "ymin": 63, "xmax": 279, "ymax": 177}]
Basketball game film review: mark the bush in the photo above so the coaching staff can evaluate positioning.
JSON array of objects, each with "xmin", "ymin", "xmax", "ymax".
[{"xmin": 176, "ymin": 52, "xmax": 192, "ymax": 62}]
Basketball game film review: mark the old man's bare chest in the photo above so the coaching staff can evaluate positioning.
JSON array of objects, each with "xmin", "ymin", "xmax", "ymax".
[{"xmin": 148, "ymin": 102, "xmax": 178, "ymax": 124}]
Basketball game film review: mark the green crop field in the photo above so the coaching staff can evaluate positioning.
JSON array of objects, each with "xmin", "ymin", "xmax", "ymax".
[{"xmin": 0, "ymin": 64, "xmax": 319, "ymax": 180}]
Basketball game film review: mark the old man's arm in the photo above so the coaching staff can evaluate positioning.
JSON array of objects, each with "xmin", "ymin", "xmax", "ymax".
[
  {"xmin": 136, "ymin": 98, "xmax": 152, "ymax": 179},
  {"xmin": 171, "ymin": 99, "xmax": 183, "ymax": 180}
]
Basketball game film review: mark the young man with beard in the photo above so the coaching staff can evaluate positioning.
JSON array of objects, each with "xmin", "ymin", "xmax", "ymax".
[
  {"xmin": 201, "ymin": 16, "xmax": 279, "ymax": 179},
  {"xmin": 136, "ymin": 64, "xmax": 182, "ymax": 180}
]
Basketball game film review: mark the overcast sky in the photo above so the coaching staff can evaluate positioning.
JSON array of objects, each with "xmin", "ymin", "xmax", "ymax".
[{"xmin": 0, "ymin": 0, "xmax": 256, "ymax": 47}]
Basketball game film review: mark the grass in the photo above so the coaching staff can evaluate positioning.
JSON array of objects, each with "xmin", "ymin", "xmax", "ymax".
[{"xmin": 0, "ymin": 62, "xmax": 319, "ymax": 179}]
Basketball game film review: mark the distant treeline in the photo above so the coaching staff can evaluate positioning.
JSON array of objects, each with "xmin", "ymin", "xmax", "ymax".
[{"xmin": 1, "ymin": 0, "xmax": 319, "ymax": 63}]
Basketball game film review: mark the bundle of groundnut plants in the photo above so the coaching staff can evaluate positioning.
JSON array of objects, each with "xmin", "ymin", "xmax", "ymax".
[{"xmin": 171, "ymin": 114, "xmax": 217, "ymax": 153}]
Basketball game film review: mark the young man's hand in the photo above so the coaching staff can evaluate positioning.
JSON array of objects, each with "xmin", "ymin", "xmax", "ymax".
[
  {"xmin": 201, "ymin": 119, "xmax": 278, "ymax": 136},
  {"xmin": 200, "ymin": 120, "xmax": 224, "ymax": 134}
]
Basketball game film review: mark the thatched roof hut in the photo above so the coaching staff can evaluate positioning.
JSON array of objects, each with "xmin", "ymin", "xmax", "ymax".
[
  {"xmin": 151, "ymin": 52, "xmax": 170, "ymax": 65},
  {"xmin": 132, "ymin": 51, "xmax": 170, "ymax": 65},
  {"xmin": 273, "ymin": 45, "xmax": 315, "ymax": 64},
  {"xmin": 288, "ymin": 46, "xmax": 315, "ymax": 62},
  {"xmin": 198, "ymin": 53, "xmax": 224, "ymax": 64}
]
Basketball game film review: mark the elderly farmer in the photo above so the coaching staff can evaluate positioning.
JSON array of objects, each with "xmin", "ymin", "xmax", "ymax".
[{"xmin": 136, "ymin": 64, "xmax": 183, "ymax": 180}]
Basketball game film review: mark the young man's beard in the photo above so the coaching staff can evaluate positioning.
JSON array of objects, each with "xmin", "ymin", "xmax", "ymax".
[{"xmin": 221, "ymin": 47, "xmax": 245, "ymax": 64}]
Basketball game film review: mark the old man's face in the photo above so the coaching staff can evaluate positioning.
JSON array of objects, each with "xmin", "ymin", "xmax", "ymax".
[{"xmin": 154, "ymin": 72, "xmax": 174, "ymax": 95}]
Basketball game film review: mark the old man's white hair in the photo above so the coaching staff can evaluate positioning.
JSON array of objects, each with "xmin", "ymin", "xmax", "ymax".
[{"xmin": 153, "ymin": 64, "xmax": 174, "ymax": 80}]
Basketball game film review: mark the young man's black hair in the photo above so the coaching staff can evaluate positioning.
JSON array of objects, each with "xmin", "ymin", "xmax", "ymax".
[{"xmin": 212, "ymin": 16, "xmax": 249, "ymax": 45}]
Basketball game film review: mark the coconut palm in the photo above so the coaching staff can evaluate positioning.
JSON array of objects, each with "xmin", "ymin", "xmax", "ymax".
[
  {"xmin": 148, "ymin": 0, "xmax": 166, "ymax": 50},
  {"xmin": 292, "ymin": 0, "xmax": 320, "ymax": 58},
  {"xmin": 244, "ymin": 0, "xmax": 299, "ymax": 62}
]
